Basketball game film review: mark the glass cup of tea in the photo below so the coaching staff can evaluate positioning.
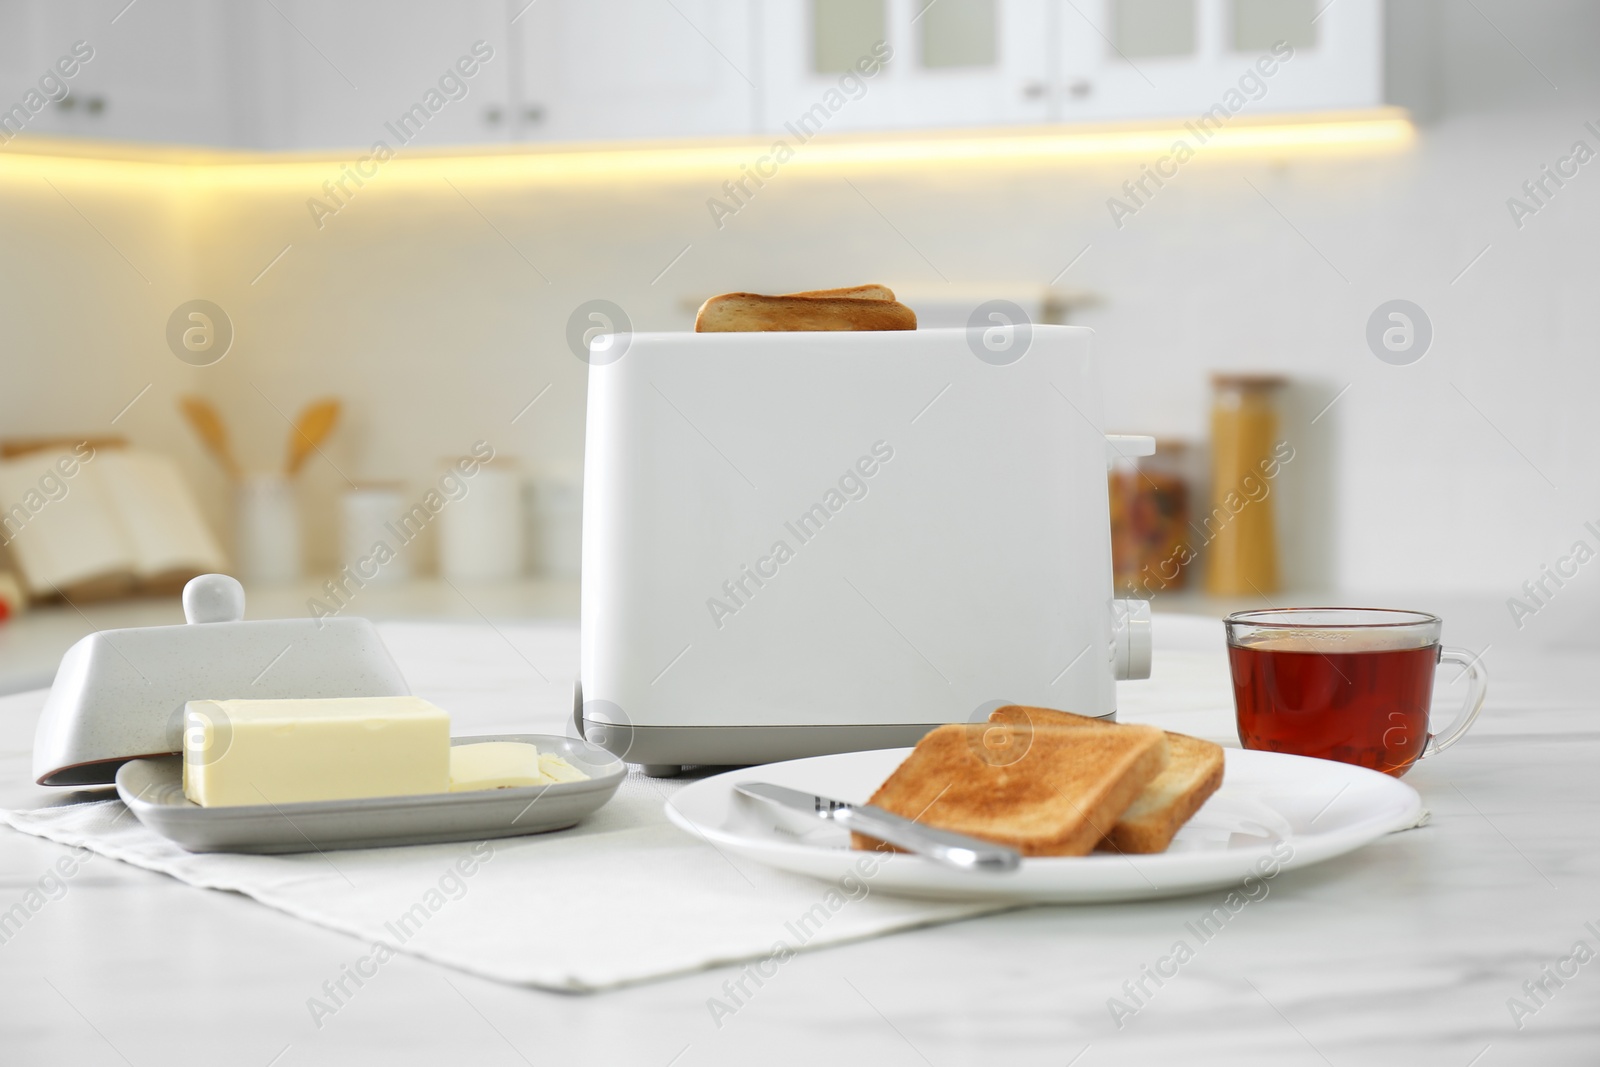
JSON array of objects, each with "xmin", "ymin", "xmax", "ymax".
[{"xmin": 1224, "ymin": 608, "xmax": 1487, "ymax": 777}]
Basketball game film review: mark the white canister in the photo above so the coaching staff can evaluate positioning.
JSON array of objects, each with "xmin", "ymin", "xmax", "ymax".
[
  {"xmin": 439, "ymin": 460, "xmax": 523, "ymax": 583},
  {"xmin": 235, "ymin": 474, "xmax": 301, "ymax": 584},
  {"xmin": 341, "ymin": 485, "xmax": 410, "ymax": 584},
  {"xmin": 528, "ymin": 470, "xmax": 582, "ymax": 579}
]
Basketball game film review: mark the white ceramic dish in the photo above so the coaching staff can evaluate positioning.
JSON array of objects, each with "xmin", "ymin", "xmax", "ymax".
[
  {"xmin": 36, "ymin": 574, "xmax": 412, "ymax": 787},
  {"xmin": 664, "ymin": 746, "xmax": 1423, "ymax": 903},
  {"xmin": 116, "ymin": 734, "xmax": 626, "ymax": 854}
]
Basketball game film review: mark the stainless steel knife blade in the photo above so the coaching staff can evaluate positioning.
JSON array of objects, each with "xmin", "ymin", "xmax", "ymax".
[{"xmin": 735, "ymin": 781, "xmax": 1021, "ymax": 873}]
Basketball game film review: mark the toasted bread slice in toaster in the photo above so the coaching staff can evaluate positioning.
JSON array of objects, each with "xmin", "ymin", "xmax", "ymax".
[
  {"xmin": 850, "ymin": 721, "xmax": 1168, "ymax": 857},
  {"xmin": 783, "ymin": 284, "xmax": 896, "ymax": 301},
  {"xmin": 694, "ymin": 293, "xmax": 917, "ymax": 332},
  {"xmin": 989, "ymin": 705, "xmax": 1225, "ymax": 854}
]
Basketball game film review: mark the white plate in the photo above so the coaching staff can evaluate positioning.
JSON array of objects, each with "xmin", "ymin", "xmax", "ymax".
[
  {"xmin": 665, "ymin": 747, "xmax": 1423, "ymax": 903},
  {"xmin": 117, "ymin": 734, "xmax": 626, "ymax": 854}
]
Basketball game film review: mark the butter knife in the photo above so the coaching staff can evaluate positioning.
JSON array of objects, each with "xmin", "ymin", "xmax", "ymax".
[{"xmin": 735, "ymin": 781, "xmax": 1021, "ymax": 873}]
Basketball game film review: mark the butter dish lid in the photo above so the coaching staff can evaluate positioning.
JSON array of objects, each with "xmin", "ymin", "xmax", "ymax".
[{"xmin": 32, "ymin": 574, "xmax": 412, "ymax": 787}]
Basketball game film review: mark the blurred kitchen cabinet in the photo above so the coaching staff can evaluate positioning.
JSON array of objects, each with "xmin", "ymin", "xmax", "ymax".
[
  {"xmin": 1050, "ymin": 0, "xmax": 1382, "ymax": 121},
  {"xmin": 251, "ymin": 0, "xmax": 759, "ymax": 147},
  {"xmin": 0, "ymin": 0, "xmax": 1386, "ymax": 151},
  {"xmin": 0, "ymin": 0, "xmax": 516, "ymax": 149},
  {"xmin": 6, "ymin": 0, "xmax": 239, "ymax": 145},
  {"xmin": 248, "ymin": 0, "xmax": 515, "ymax": 150},
  {"xmin": 758, "ymin": 0, "xmax": 1380, "ymax": 134},
  {"xmin": 508, "ymin": 0, "xmax": 757, "ymax": 142},
  {"xmin": 758, "ymin": 0, "xmax": 1056, "ymax": 133}
]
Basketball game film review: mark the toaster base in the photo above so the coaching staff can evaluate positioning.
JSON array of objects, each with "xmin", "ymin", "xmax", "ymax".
[{"xmin": 578, "ymin": 714, "xmax": 1120, "ymax": 775}]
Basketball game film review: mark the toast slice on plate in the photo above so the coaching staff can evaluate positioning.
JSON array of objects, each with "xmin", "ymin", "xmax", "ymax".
[
  {"xmin": 694, "ymin": 292, "xmax": 917, "ymax": 332},
  {"xmin": 989, "ymin": 705, "xmax": 1225, "ymax": 854},
  {"xmin": 851, "ymin": 721, "xmax": 1168, "ymax": 857}
]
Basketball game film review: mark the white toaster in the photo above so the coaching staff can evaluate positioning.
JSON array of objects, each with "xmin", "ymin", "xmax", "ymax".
[{"xmin": 577, "ymin": 325, "xmax": 1151, "ymax": 776}]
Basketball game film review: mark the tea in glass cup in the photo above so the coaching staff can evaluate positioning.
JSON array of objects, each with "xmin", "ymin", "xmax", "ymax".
[{"xmin": 1225, "ymin": 608, "xmax": 1486, "ymax": 777}]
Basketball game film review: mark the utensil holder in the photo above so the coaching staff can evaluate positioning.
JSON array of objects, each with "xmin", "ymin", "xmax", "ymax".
[{"xmin": 236, "ymin": 474, "xmax": 301, "ymax": 584}]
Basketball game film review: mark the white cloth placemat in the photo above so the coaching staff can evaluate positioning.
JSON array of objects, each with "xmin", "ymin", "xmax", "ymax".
[
  {"xmin": 0, "ymin": 773, "xmax": 1004, "ymax": 992},
  {"xmin": 0, "ymin": 614, "xmax": 1232, "ymax": 993}
]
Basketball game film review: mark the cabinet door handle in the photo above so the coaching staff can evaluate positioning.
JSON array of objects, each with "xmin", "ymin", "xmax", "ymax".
[{"xmin": 1025, "ymin": 79, "xmax": 1094, "ymax": 100}]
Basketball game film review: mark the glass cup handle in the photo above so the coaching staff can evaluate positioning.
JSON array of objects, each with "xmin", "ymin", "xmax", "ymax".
[{"xmin": 1426, "ymin": 647, "xmax": 1488, "ymax": 757}]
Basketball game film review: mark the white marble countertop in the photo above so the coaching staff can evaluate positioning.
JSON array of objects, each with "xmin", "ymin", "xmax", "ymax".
[
  {"xmin": 0, "ymin": 578, "xmax": 580, "ymax": 696},
  {"xmin": 1, "ymin": 601, "xmax": 1596, "ymax": 1064}
]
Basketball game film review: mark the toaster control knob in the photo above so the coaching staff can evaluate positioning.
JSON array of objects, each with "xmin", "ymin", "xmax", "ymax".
[
  {"xmin": 183, "ymin": 573, "xmax": 246, "ymax": 625},
  {"xmin": 1111, "ymin": 598, "xmax": 1152, "ymax": 680}
]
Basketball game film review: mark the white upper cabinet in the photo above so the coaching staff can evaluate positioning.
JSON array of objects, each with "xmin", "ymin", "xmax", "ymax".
[
  {"xmin": 1052, "ymin": 0, "xmax": 1382, "ymax": 122},
  {"xmin": 510, "ymin": 0, "xmax": 756, "ymax": 142},
  {"xmin": 249, "ymin": 0, "xmax": 514, "ymax": 151},
  {"xmin": 757, "ymin": 0, "xmax": 1380, "ymax": 135},
  {"xmin": 4, "ymin": 0, "xmax": 238, "ymax": 146},
  {"xmin": 758, "ymin": 0, "xmax": 1056, "ymax": 133},
  {"xmin": 0, "ymin": 0, "xmax": 515, "ymax": 150},
  {"xmin": 0, "ymin": 0, "xmax": 1386, "ymax": 151}
]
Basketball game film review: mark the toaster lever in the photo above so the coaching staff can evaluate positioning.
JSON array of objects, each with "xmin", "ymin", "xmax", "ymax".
[{"xmin": 1105, "ymin": 435, "xmax": 1156, "ymax": 464}]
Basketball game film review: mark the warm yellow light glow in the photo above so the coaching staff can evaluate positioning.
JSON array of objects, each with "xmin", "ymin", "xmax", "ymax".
[{"xmin": 0, "ymin": 109, "xmax": 1413, "ymax": 192}]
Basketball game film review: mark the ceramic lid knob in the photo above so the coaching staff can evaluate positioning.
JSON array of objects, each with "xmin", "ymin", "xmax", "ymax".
[{"xmin": 183, "ymin": 574, "xmax": 246, "ymax": 625}]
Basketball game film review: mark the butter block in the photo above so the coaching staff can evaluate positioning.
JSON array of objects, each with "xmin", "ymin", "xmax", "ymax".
[
  {"xmin": 449, "ymin": 741, "xmax": 589, "ymax": 791},
  {"xmin": 538, "ymin": 752, "xmax": 590, "ymax": 784},
  {"xmin": 182, "ymin": 696, "xmax": 450, "ymax": 807},
  {"xmin": 449, "ymin": 742, "xmax": 542, "ymax": 791}
]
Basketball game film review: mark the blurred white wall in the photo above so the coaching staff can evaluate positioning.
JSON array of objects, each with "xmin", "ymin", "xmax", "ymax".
[
  {"xmin": 1, "ymin": 0, "xmax": 1596, "ymax": 608},
  {"xmin": 0, "ymin": 172, "xmax": 205, "ymax": 483}
]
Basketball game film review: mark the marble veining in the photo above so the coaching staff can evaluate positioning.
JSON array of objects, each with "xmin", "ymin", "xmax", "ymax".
[{"xmin": 0, "ymin": 609, "xmax": 1596, "ymax": 1065}]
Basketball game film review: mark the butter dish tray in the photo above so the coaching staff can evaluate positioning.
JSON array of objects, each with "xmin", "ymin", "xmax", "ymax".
[{"xmin": 115, "ymin": 734, "xmax": 626, "ymax": 854}]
